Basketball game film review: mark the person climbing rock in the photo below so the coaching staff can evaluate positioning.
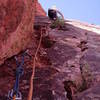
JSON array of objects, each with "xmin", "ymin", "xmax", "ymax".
[
  {"xmin": 48, "ymin": 5, "xmax": 57, "ymax": 20},
  {"xmin": 48, "ymin": 5, "xmax": 64, "ymax": 20}
]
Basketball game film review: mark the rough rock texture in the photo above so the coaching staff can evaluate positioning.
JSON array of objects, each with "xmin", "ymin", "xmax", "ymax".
[
  {"xmin": 74, "ymin": 83, "xmax": 100, "ymax": 100},
  {"xmin": 33, "ymin": 17, "xmax": 100, "ymax": 100},
  {"xmin": 35, "ymin": 1, "xmax": 46, "ymax": 16},
  {"xmin": 0, "ymin": 0, "xmax": 35, "ymax": 65},
  {"xmin": 0, "ymin": 15, "xmax": 100, "ymax": 100}
]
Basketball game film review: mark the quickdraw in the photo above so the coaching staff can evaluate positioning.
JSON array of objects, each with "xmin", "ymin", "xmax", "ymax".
[{"xmin": 7, "ymin": 50, "xmax": 31, "ymax": 100}]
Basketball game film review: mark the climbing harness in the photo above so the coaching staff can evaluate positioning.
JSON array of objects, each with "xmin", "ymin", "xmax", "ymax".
[
  {"xmin": 8, "ymin": 50, "xmax": 31, "ymax": 100},
  {"xmin": 27, "ymin": 28, "xmax": 43, "ymax": 100}
]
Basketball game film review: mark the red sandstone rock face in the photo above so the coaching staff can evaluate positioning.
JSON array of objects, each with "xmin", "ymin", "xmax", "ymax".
[
  {"xmin": 0, "ymin": 0, "xmax": 24, "ymax": 41},
  {"xmin": 35, "ymin": 2, "xmax": 46, "ymax": 16},
  {"xmin": 0, "ymin": 0, "xmax": 34, "ymax": 65},
  {"xmin": 0, "ymin": 15, "xmax": 100, "ymax": 99}
]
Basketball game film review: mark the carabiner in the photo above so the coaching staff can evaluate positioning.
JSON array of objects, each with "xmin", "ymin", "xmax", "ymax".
[{"xmin": 7, "ymin": 89, "xmax": 22, "ymax": 100}]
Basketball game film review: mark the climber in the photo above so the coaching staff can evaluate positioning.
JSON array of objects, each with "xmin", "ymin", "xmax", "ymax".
[
  {"xmin": 48, "ymin": 5, "xmax": 64, "ymax": 20},
  {"xmin": 48, "ymin": 5, "xmax": 57, "ymax": 20}
]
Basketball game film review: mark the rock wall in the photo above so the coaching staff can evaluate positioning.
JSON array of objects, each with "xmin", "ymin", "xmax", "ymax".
[
  {"xmin": 35, "ymin": 1, "xmax": 46, "ymax": 16},
  {"xmin": 0, "ymin": 0, "xmax": 35, "ymax": 65},
  {"xmin": 0, "ymin": 12, "xmax": 100, "ymax": 100},
  {"xmin": 0, "ymin": 0, "xmax": 46, "ymax": 65}
]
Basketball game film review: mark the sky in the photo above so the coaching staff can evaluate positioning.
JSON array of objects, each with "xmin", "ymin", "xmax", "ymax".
[{"xmin": 39, "ymin": 0, "xmax": 100, "ymax": 25}]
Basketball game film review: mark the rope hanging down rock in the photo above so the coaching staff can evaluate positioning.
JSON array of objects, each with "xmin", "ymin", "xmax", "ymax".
[{"xmin": 27, "ymin": 28, "xmax": 43, "ymax": 100}]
